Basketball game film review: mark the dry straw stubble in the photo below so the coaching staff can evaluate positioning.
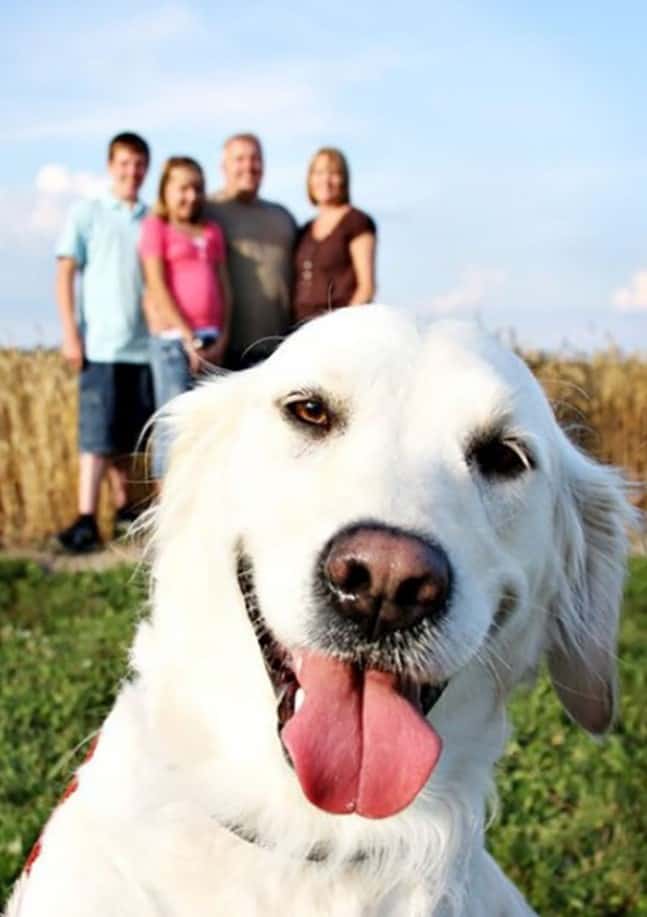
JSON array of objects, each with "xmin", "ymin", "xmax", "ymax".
[{"xmin": 0, "ymin": 350, "xmax": 136, "ymax": 546}]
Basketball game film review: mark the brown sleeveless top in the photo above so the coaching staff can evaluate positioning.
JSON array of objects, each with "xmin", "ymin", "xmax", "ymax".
[{"xmin": 292, "ymin": 207, "xmax": 376, "ymax": 323}]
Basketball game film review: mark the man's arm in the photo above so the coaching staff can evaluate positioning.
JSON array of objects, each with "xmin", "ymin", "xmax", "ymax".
[{"xmin": 56, "ymin": 257, "xmax": 84, "ymax": 371}]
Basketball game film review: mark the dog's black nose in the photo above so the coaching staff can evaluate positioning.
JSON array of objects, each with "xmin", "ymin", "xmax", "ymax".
[{"xmin": 323, "ymin": 525, "xmax": 451, "ymax": 639}]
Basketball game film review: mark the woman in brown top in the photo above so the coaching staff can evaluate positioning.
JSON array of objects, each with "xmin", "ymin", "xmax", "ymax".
[{"xmin": 292, "ymin": 148, "xmax": 377, "ymax": 324}]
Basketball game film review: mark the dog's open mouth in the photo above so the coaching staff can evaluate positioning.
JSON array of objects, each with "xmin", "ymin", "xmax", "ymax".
[{"xmin": 238, "ymin": 556, "xmax": 447, "ymax": 820}]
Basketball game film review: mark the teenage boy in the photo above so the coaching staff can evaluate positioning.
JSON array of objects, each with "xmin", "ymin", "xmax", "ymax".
[
  {"xmin": 206, "ymin": 133, "xmax": 296, "ymax": 368},
  {"xmin": 55, "ymin": 132, "xmax": 154, "ymax": 553}
]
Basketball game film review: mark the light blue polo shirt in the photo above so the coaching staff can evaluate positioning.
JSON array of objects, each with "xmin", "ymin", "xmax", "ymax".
[{"xmin": 56, "ymin": 193, "xmax": 150, "ymax": 363}]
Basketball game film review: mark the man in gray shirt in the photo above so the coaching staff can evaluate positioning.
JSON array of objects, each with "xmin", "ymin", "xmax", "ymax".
[{"xmin": 206, "ymin": 133, "xmax": 296, "ymax": 369}]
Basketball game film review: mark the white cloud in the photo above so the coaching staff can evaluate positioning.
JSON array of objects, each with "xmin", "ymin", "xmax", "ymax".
[
  {"xmin": 428, "ymin": 267, "xmax": 506, "ymax": 313},
  {"xmin": 612, "ymin": 270, "xmax": 647, "ymax": 313},
  {"xmin": 29, "ymin": 197, "xmax": 67, "ymax": 236},
  {"xmin": 0, "ymin": 166, "xmax": 106, "ymax": 249},
  {"xmin": 35, "ymin": 164, "xmax": 107, "ymax": 198}
]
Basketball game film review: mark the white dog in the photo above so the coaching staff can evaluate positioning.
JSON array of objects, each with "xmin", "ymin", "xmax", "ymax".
[{"xmin": 7, "ymin": 306, "xmax": 631, "ymax": 916}]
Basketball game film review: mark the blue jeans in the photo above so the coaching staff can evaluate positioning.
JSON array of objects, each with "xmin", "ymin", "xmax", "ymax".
[
  {"xmin": 149, "ymin": 333, "xmax": 219, "ymax": 477},
  {"xmin": 149, "ymin": 337, "xmax": 193, "ymax": 478}
]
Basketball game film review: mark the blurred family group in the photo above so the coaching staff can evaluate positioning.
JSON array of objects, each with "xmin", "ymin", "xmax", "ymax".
[{"xmin": 55, "ymin": 131, "xmax": 378, "ymax": 553}]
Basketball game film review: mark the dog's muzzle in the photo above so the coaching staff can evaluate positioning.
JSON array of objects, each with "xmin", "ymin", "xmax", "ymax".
[
  {"xmin": 320, "ymin": 523, "xmax": 451, "ymax": 640},
  {"xmin": 236, "ymin": 527, "xmax": 451, "ymax": 821}
]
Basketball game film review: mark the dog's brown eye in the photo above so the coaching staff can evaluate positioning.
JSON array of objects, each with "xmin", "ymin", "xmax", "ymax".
[
  {"xmin": 286, "ymin": 398, "xmax": 331, "ymax": 431},
  {"xmin": 468, "ymin": 437, "xmax": 532, "ymax": 480}
]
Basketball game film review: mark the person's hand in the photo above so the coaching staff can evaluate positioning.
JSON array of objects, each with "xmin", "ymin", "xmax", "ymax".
[
  {"xmin": 182, "ymin": 337, "xmax": 203, "ymax": 375},
  {"xmin": 61, "ymin": 328, "xmax": 84, "ymax": 371},
  {"xmin": 201, "ymin": 337, "xmax": 228, "ymax": 368}
]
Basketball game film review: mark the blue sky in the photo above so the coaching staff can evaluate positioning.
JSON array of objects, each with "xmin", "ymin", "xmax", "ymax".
[{"xmin": 2, "ymin": 0, "xmax": 647, "ymax": 352}]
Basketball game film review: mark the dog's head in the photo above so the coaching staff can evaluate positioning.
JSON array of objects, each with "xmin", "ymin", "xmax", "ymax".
[{"xmin": 148, "ymin": 306, "xmax": 631, "ymax": 825}]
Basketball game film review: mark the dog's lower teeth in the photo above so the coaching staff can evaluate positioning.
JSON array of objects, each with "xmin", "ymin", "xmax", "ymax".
[{"xmin": 294, "ymin": 688, "xmax": 305, "ymax": 712}]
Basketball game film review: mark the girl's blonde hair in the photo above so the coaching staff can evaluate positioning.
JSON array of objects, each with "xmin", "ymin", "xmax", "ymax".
[
  {"xmin": 306, "ymin": 148, "xmax": 351, "ymax": 206},
  {"xmin": 154, "ymin": 156, "xmax": 206, "ymax": 223}
]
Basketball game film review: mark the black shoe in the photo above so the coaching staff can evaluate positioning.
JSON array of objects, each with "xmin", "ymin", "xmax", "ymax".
[
  {"xmin": 113, "ymin": 504, "xmax": 143, "ymax": 538},
  {"xmin": 55, "ymin": 515, "xmax": 101, "ymax": 554}
]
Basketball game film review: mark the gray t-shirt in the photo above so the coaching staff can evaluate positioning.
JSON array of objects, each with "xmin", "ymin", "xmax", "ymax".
[{"xmin": 205, "ymin": 196, "xmax": 297, "ymax": 363}]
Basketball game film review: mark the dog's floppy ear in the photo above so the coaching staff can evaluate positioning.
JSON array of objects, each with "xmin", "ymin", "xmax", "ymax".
[{"xmin": 547, "ymin": 439, "xmax": 633, "ymax": 735}]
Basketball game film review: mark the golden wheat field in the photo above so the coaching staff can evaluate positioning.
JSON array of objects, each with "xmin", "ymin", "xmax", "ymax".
[
  {"xmin": 0, "ymin": 347, "xmax": 645, "ymax": 547},
  {"xmin": 0, "ymin": 350, "xmax": 150, "ymax": 547}
]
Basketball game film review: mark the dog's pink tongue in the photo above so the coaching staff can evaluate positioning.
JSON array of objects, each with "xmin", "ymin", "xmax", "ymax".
[{"xmin": 281, "ymin": 652, "xmax": 442, "ymax": 819}]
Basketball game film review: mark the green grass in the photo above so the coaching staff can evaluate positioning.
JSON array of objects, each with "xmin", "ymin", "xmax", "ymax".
[
  {"xmin": 0, "ymin": 560, "xmax": 146, "ymax": 902},
  {"xmin": 490, "ymin": 558, "xmax": 647, "ymax": 915},
  {"xmin": 1, "ymin": 557, "xmax": 645, "ymax": 914}
]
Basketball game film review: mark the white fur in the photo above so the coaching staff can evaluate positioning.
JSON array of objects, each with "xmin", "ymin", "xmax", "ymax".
[{"xmin": 6, "ymin": 306, "xmax": 632, "ymax": 917}]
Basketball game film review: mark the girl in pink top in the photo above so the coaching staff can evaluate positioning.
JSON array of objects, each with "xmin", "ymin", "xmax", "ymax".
[
  {"xmin": 139, "ymin": 156, "xmax": 232, "ymax": 477},
  {"xmin": 140, "ymin": 156, "xmax": 231, "ymax": 368}
]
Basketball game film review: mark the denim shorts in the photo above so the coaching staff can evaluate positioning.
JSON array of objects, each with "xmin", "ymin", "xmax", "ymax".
[
  {"xmin": 149, "ymin": 334, "xmax": 216, "ymax": 478},
  {"xmin": 79, "ymin": 361, "xmax": 154, "ymax": 456}
]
